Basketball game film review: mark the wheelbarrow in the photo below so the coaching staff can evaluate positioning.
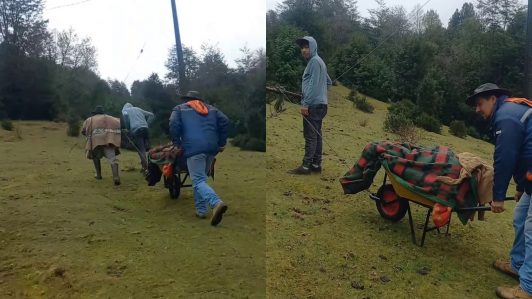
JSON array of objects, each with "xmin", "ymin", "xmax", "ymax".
[{"xmin": 368, "ymin": 170, "xmax": 513, "ymax": 246}]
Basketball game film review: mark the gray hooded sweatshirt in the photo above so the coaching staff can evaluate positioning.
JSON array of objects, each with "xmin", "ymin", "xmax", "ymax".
[
  {"xmin": 300, "ymin": 36, "xmax": 332, "ymax": 107},
  {"xmin": 121, "ymin": 103, "xmax": 154, "ymax": 132}
]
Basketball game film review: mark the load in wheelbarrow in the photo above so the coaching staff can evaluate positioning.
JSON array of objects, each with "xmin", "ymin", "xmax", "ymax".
[
  {"xmin": 340, "ymin": 141, "xmax": 511, "ymax": 246},
  {"xmin": 145, "ymin": 143, "xmax": 215, "ymax": 199}
]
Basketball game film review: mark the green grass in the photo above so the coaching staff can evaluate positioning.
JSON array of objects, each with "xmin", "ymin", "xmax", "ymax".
[
  {"xmin": 0, "ymin": 121, "xmax": 265, "ymax": 298},
  {"xmin": 266, "ymin": 84, "xmax": 516, "ymax": 298}
]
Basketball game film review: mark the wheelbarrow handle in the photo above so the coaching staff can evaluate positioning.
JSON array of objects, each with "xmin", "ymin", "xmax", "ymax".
[{"xmin": 456, "ymin": 197, "xmax": 517, "ymax": 213}]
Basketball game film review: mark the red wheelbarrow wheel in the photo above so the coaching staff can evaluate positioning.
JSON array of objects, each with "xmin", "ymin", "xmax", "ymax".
[{"xmin": 376, "ymin": 184, "xmax": 408, "ymax": 222}]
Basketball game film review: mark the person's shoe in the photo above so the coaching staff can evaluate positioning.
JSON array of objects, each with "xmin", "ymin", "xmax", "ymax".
[
  {"xmin": 310, "ymin": 164, "xmax": 322, "ymax": 173},
  {"xmin": 287, "ymin": 165, "xmax": 311, "ymax": 175},
  {"xmin": 496, "ymin": 285, "xmax": 532, "ymax": 299},
  {"xmin": 93, "ymin": 159, "xmax": 102, "ymax": 180},
  {"xmin": 111, "ymin": 164, "xmax": 121, "ymax": 186},
  {"xmin": 196, "ymin": 213, "xmax": 207, "ymax": 219},
  {"xmin": 494, "ymin": 259, "xmax": 519, "ymax": 279},
  {"xmin": 211, "ymin": 202, "xmax": 228, "ymax": 226}
]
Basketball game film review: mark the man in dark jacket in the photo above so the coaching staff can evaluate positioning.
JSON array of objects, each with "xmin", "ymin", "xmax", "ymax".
[
  {"xmin": 169, "ymin": 91, "xmax": 230, "ymax": 226},
  {"xmin": 289, "ymin": 36, "xmax": 332, "ymax": 175},
  {"xmin": 466, "ymin": 83, "xmax": 532, "ymax": 299}
]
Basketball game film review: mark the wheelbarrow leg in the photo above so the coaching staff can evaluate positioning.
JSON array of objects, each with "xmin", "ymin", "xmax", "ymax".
[
  {"xmin": 420, "ymin": 208, "xmax": 432, "ymax": 247},
  {"xmin": 445, "ymin": 214, "xmax": 452, "ymax": 236},
  {"xmin": 407, "ymin": 202, "xmax": 417, "ymax": 245}
]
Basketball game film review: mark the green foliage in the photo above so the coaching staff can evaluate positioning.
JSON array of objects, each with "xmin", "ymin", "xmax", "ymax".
[
  {"xmin": 383, "ymin": 100, "xmax": 417, "ymax": 134},
  {"xmin": 66, "ymin": 113, "xmax": 80, "ymax": 137},
  {"xmin": 347, "ymin": 90, "xmax": 374, "ymax": 113},
  {"xmin": 415, "ymin": 113, "xmax": 442, "ymax": 134},
  {"xmin": 449, "ymin": 120, "xmax": 468, "ymax": 138},
  {"xmin": 467, "ymin": 126, "xmax": 481, "ymax": 139},
  {"xmin": 231, "ymin": 135, "xmax": 265, "ymax": 152},
  {"xmin": 1, "ymin": 119, "xmax": 13, "ymax": 131}
]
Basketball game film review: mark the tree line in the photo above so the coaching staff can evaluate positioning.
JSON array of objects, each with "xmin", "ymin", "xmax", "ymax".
[{"xmin": 267, "ymin": 0, "xmax": 527, "ymax": 137}]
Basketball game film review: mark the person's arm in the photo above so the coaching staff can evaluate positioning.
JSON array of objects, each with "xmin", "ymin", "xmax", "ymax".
[
  {"xmin": 326, "ymin": 73, "xmax": 332, "ymax": 90},
  {"xmin": 81, "ymin": 119, "xmax": 88, "ymax": 136},
  {"xmin": 301, "ymin": 59, "xmax": 318, "ymax": 108},
  {"xmin": 216, "ymin": 110, "xmax": 230, "ymax": 149},
  {"xmin": 492, "ymin": 116, "xmax": 524, "ymax": 201},
  {"xmin": 142, "ymin": 109, "xmax": 155, "ymax": 125},
  {"xmin": 169, "ymin": 107, "xmax": 182, "ymax": 147}
]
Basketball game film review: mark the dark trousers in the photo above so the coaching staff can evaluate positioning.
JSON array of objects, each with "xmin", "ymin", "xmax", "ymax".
[
  {"xmin": 303, "ymin": 104, "xmax": 327, "ymax": 167},
  {"xmin": 131, "ymin": 127, "xmax": 150, "ymax": 169}
]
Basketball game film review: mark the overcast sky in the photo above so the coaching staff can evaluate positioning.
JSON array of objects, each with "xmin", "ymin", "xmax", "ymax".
[
  {"xmin": 44, "ymin": 0, "xmax": 266, "ymax": 89},
  {"xmin": 267, "ymin": 0, "xmax": 528, "ymax": 28}
]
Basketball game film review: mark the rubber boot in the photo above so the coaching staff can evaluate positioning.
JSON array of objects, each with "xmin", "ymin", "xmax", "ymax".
[
  {"xmin": 93, "ymin": 158, "xmax": 102, "ymax": 180},
  {"xmin": 111, "ymin": 164, "xmax": 121, "ymax": 186}
]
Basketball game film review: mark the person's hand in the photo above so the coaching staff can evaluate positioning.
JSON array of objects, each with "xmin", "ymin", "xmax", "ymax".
[
  {"xmin": 301, "ymin": 107, "xmax": 309, "ymax": 116},
  {"xmin": 490, "ymin": 200, "xmax": 505, "ymax": 213},
  {"xmin": 218, "ymin": 147, "xmax": 225, "ymax": 153},
  {"xmin": 515, "ymin": 191, "xmax": 524, "ymax": 202}
]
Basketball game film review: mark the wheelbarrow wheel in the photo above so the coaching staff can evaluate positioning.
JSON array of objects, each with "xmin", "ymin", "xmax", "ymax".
[
  {"xmin": 376, "ymin": 184, "xmax": 408, "ymax": 222},
  {"xmin": 168, "ymin": 173, "xmax": 181, "ymax": 199}
]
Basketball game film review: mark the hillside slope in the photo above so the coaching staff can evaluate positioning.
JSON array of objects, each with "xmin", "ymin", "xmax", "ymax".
[{"xmin": 266, "ymin": 84, "xmax": 516, "ymax": 299}]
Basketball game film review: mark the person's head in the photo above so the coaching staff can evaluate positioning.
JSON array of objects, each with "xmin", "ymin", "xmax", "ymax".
[
  {"xmin": 296, "ymin": 36, "xmax": 317, "ymax": 60},
  {"xmin": 92, "ymin": 105, "xmax": 104, "ymax": 116},
  {"xmin": 180, "ymin": 90, "xmax": 204, "ymax": 102},
  {"xmin": 466, "ymin": 83, "xmax": 510, "ymax": 120}
]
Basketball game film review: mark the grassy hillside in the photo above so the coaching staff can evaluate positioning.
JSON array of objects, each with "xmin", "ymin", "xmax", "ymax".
[
  {"xmin": 0, "ymin": 122, "xmax": 265, "ymax": 298},
  {"xmin": 266, "ymin": 84, "xmax": 516, "ymax": 299}
]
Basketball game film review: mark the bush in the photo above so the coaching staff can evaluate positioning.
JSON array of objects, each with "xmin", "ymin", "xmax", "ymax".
[
  {"xmin": 467, "ymin": 126, "xmax": 481, "ymax": 139},
  {"xmin": 449, "ymin": 120, "xmax": 467, "ymax": 138},
  {"xmin": 415, "ymin": 113, "xmax": 442, "ymax": 134},
  {"xmin": 347, "ymin": 90, "xmax": 374, "ymax": 113},
  {"xmin": 231, "ymin": 135, "xmax": 265, "ymax": 152},
  {"xmin": 1, "ymin": 119, "xmax": 13, "ymax": 131},
  {"xmin": 359, "ymin": 119, "xmax": 368, "ymax": 127},
  {"xmin": 354, "ymin": 95, "xmax": 374, "ymax": 113},
  {"xmin": 384, "ymin": 100, "xmax": 416, "ymax": 134},
  {"xmin": 67, "ymin": 114, "xmax": 81, "ymax": 137}
]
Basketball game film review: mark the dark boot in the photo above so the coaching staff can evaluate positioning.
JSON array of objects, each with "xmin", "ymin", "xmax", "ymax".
[
  {"xmin": 310, "ymin": 164, "xmax": 322, "ymax": 173},
  {"xmin": 111, "ymin": 164, "xmax": 120, "ymax": 186},
  {"xmin": 287, "ymin": 165, "xmax": 311, "ymax": 175},
  {"xmin": 93, "ymin": 158, "xmax": 102, "ymax": 180}
]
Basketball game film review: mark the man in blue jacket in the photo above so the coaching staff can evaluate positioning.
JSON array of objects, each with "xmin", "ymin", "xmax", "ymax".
[
  {"xmin": 122, "ymin": 103, "xmax": 154, "ymax": 172},
  {"xmin": 466, "ymin": 83, "xmax": 532, "ymax": 299},
  {"xmin": 289, "ymin": 36, "xmax": 332, "ymax": 175},
  {"xmin": 169, "ymin": 91, "xmax": 230, "ymax": 226}
]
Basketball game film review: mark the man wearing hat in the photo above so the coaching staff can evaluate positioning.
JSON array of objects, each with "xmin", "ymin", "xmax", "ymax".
[
  {"xmin": 169, "ymin": 91, "xmax": 230, "ymax": 226},
  {"xmin": 466, "ymin": 83, "xmax": 532, "ymax": 298},
  {"xmin": 289, "ymin": 36, "xmax": 332, "ymax": 175},
  {"xmin": 81, "ymin": 105, "xmax": 122, "ymax": 185}
]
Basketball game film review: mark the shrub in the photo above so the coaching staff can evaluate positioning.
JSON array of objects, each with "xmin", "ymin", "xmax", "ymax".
[
  {"xmin": 359, "ymin": 119, "xmax": 368, "ymax": 127},
  {"xmin": 449, "ymin": 120, "xmax": 467, "ymax": 138},
  {"xmin": 67, "ymin": 114, "xmax": 81, "ymax": 137},
  {"xmin": 231, "ymin": 135, "xmax": 265, "ymax": 152},
  {"xmin": 415, "ymin": 113, "xmax": 442, "ymax": 134},
  {"xmin": 1, "ymin": 119, "xmax": 13, "ymax": 131},
  {"xmin": 467, "ymin": 126, "xmax": 481, "ymax": 139},
  {"xmin": 354, "ymin": 95, "xmax": 374, "ymax": 113}
]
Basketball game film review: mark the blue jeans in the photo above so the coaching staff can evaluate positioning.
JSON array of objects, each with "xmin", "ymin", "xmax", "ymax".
[
  {"xmin": 511, "ymin": 192, "xmax": 532, "ymax": 293},
  {"xmin": 186, "ymin": 154, "xmax": 221, "ymax": 216}
]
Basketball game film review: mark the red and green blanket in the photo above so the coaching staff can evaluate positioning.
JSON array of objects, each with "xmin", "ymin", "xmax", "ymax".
[{"xmin": 340, "ymin": 141, "xmax": 478, "ymax": 224}]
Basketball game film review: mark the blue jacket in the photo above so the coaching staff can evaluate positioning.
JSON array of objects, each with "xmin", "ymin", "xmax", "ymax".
[
  {"xmin": 122, "ymin": 103, "xmax": 154, "ymax": 133},
  {"xmin": 300, "ymin": 36, "xmax": 332, "ymax": 108},
  {"xmin": 490, "ymin": 95, "xmax": 532, "ymax": 200},
  {"xmin": 169, "ymin": 100, "xmax": 230, "ymax": 158}
]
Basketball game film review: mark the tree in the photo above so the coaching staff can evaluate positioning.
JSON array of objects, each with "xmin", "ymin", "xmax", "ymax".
[{"xmin": 0, "ymin": 0, "xmax": 49, "ymax": 57}]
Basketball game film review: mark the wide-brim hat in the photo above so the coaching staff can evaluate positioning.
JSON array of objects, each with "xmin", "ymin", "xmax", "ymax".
[
  {"xmin": 180, "ymin": 90, "xmax": 204, "ymax": 101},
  {"xmin": 466, "ymin": 83, "xmax": 510, "ymax": 106}
]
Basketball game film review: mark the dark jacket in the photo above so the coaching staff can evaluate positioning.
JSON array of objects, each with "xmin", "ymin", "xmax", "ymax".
[
  {"xmin": 169, "ymin": 100, "xmax": 230, "ymax": 159},
  {"xmin": 490, "ymin": 95, "xmax": 532, "ymax": 200}
]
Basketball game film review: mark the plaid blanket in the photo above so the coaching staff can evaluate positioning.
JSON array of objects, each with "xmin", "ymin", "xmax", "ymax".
[
  {"xmin": 340, "ymin": 141, "xmax": 478, "ymax": 224},
  {"xmin": 147, "ymin": 143, "xmax": 182, "ymax": 165}
]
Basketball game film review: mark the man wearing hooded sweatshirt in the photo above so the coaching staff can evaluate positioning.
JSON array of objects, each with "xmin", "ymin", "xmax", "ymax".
[
  {"xmin": 289, "ymin": 36, "xmax": 332, "ymax": 175},
  {"xmin": 81, "ymin": 105, "xmax": 122, "ymax": 185},
  {"xmin": 121, "ymin": 103, "xmax": 154, "ymax": 172},
  {"xmin": 169, "ymin": 91, "xmax": 230, "ymax": 226},
  {"xmin": 465, "ymin": 83, "xmax": 532, "ymax": 299}
]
